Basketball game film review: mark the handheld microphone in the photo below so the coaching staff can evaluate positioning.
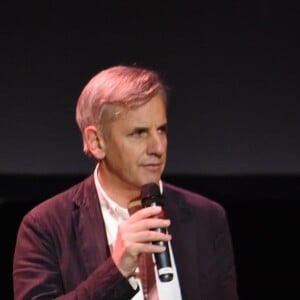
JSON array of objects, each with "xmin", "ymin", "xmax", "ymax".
[{"xmin": 141, "ymin": 182, "xmax": 173, "ymax": 282}]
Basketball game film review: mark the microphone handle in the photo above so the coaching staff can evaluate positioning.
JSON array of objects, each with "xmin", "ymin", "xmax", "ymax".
[
  {"xmin": 146, "ymin": 200, "xmax": 174, "ymax": 282},
  {"xmin": 153, "ymin": 227, "xmax": 174, "ymax": 282}
]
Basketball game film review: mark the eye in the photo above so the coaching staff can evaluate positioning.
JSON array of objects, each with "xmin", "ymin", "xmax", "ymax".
[
  {"xmin": 129, "ymin": 128, "xmax": 147, "ymax": 137},
  {"xmin": 158, "ymin": 124, "xmax": 167, "ymax": 134}
]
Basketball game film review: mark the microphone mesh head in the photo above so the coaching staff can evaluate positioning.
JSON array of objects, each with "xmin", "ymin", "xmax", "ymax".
[
  {"xmin": 141, "ymin": 183, "xmax": 162, "ymax": 207},
  {"xmin": 141, "ymin": 182, "xmax": 161, "ymax": 199}
]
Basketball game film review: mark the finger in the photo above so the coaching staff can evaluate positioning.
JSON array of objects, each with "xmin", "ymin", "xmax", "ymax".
[
  {"xmin": 120, "ymin": 217, "xmax": 170, "ymax": 234},
  {"xmin": 133, "ymin": 241, "xmax": 170, "ymax": 254},
  {"xmin": 127, "ymin": 230, "xmax": 172, "ymax": 244},
  {"xmin": 127, "ymin": 206, "xmax": 163, "ymax": 223}
]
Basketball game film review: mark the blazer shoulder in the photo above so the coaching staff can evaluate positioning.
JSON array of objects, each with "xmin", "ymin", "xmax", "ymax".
[
  {"xmin": 23, "ymin": 175, "xmax": 95, "ymax": 223},
  {"xmin": 163, "ymin": 181, "xmax": 225, "ymax": 214}
]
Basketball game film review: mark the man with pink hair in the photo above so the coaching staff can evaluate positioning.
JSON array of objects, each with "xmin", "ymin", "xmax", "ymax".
[{"xmin": 13, "ymin": 65, "xmax": 238, "ymax": 299}]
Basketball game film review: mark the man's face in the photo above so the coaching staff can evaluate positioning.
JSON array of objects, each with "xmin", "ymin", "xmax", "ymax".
[{"xmin": 99, "ymin": 94, "xmax": 167, "ymax": 192}]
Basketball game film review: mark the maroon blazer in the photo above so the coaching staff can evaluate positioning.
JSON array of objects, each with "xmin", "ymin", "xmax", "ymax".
[{"xmin": 13, "ymin": 175, "xmax": 238, "ymax": 300}]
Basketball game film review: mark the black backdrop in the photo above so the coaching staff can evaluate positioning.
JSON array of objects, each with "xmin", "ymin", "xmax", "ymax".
[
  {"xmin": 1, "ymin": 1, "xmax": 300, "ymax": 299},
  {"xmin": 1, "ymin": 1, "xmax": 300, "ymax": 175}
]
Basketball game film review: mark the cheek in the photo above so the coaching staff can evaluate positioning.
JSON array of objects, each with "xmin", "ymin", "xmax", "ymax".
[
  {"xmin": 128, "ymin": 148, "xmax": 145, "ymax": 164},
  {"xmin": 113, "ymin": 143, "xmax": 144, "ymax": 166}
]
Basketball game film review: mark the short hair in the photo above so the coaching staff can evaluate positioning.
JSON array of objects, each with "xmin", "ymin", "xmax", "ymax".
[{"xmin": 75, "ymin": 65, "xmax": 168, "ymax": 154}]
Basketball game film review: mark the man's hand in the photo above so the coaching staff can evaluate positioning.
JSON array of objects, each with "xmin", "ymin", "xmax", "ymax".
[{"xmin": 112, "ymin": 205, "xmax": 171, "ymax": 277}]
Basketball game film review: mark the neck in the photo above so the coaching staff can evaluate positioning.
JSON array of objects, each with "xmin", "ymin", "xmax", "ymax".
[{"xmin": 97, "ymin": 167, "xmax": 141, "ymax": 208}]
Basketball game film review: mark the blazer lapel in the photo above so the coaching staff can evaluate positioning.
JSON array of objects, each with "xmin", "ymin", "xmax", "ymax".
[
  {"xmin": 72, "ymin": 175, "xmax": 110, "ymax": 276},
  {"xmin": 163, "ymin": 184, "xmax": 201, "ymax": 300}
]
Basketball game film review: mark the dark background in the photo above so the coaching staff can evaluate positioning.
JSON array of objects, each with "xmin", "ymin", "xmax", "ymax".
[
  {"xmin": 1, "ymin": 1, "xmax": 300, "ymax": 299},
  {"xmin": 1, "ymin": 1, "xmax": 300, "ymax": 175}
]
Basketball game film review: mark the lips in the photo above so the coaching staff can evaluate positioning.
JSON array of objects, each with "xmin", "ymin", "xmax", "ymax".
[
  {"xmin": 143, "ymin": 163, "xmax": 161, "ymax": 167},
  {"xmin": 141, "ymin": 163, "xmax": 163, "ymax": 171}
]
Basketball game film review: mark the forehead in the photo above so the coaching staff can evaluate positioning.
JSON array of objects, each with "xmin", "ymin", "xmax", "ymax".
[{"xmin": 109, "ymin": 95, "xmax": 167, "ymax": 127}]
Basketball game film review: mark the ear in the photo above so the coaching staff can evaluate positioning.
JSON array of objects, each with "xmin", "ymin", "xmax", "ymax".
[{"xmin": 83, "ymin": 125, "xmax": 106, "ymax": 160}]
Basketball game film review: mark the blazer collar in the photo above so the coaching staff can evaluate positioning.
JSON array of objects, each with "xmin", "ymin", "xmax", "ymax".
[
  {"xmin": 72, "ymin": 175, "xmax": 110, "ymax": 275},
  {"xmin": 163, "ymin": 183, "xmax": 200, "ymax": 300}
]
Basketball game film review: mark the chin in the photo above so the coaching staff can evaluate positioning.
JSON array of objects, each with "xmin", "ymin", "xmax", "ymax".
[
  {"xmin": 139, "ymin": 175, "xmax": 161, "ymax": 186},
  {"xmin": 135, "ymin": 168, "xmax": 163, "ymax": 186}
]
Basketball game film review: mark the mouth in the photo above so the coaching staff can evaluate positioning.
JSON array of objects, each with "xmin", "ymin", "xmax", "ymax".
[{"xmin": 141, "ymin": 163, "xmax": 163, "ymax": 172}]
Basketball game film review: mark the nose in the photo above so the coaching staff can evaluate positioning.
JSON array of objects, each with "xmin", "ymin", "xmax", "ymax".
[{"xmin": 147, "ymin": 132, "xmax": 167, "ymax": 156}]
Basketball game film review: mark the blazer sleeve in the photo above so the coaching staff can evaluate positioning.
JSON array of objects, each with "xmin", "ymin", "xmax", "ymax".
[
  {"xmin": 13, "ymin": 212, "xmax": 138, "ymax": 300},
  {"xmin": 213, "ymin": 206, "xmax": 239, "ymax": 300}
]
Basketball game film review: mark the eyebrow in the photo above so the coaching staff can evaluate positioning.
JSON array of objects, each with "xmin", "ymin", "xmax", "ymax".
[{"xmin": 129, "ymin": 122, "xmax": 168, "ymax": 134}]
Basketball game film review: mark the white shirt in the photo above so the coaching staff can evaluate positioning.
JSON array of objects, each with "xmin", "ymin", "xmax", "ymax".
[{"xmin": 93, "ymin": 165, "xmax": 182, "ymax": 300}]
